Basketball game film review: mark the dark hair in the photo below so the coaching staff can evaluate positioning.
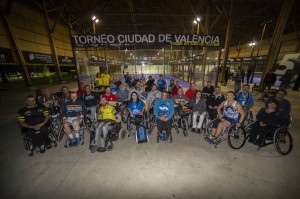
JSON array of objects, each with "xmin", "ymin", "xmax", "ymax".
[
  {"xmin": 267, "ymin": 99, "xmax": 278, "ymax": 107},
  {"xmin": 277, "ymin": 89, "xmax": 287, "ymax": 95},
  {"xmin": 25, "ymin": 95, "xmax": 35, "ymax": 100},
  {"xmin": 207, "ymin": 81, "xmax": 212, "ymax": 83},
  {"xmin": 226, "ymin": 91, "xmax": 235, "ymax": 99},
  {"xmin": 193, "ymin": 90, "xmax": 202, "ymax": 99},
  {"xmin": 129, "ymin": 92, "xmax": 140, "ymax": 105},
  {"xmin": 84, "ymin": 85, "xmax": 90, "ymax": 88},
  {"xmin": 215, "ymin": 86, "xmax": 221, "ymax": 89},
  {"xmin": 243, "ymin": 84, "xmax": 250, "ymax": 88}
]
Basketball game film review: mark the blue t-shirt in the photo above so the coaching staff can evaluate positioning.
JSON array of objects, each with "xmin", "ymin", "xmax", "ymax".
[
  {"xmin": 157, "ymin": 79, "xmax": 166, "ymax": 88},
  {"xmin": 235, "ymin": 92, "xmax": 254, "ymax": 107},
  {"xmin": 128, "ymin": 100, "xmax": 145, "ymax": 115},
  {"xmin": 110, "ymin": 87, "xmax": 118, "ymax": 95}
]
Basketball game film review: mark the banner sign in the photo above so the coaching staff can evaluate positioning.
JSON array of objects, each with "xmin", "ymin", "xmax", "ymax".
[
  {"xmin": 0, "ymin": 48, "xmax": 14, "ymax": 63},
  {"xmin": 58, "ymin": 56, "xmax": 75, "ymax": 64},
  {"xmin": 22, "ymin": 51, "xmax": 54, "ymax": 64},
  {"xmin": 89, "ymin": 55, "xmax": 103, "ymax": 64},
  {"xmin": 227, "ymin": 56, "xmax": 267, "ymax": 64},
  {"xmin": 70, "ymin": 34, "xmax": 221, "ymax": 48}
]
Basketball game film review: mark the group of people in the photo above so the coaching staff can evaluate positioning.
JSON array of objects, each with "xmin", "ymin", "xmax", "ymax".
[{"xmin": 17, "ymin": 71, "xmax": 292, "ymax": 155}]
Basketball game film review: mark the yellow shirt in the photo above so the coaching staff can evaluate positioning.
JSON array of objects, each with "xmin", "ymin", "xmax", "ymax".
[
  {"xmin": 95, "ymin": 77, "xmax": 102, "ymax": 86},
  {"xmin": 100, "ymin": 104, "xmax": 116, "ymax": 120},
  {"xmin": 101, "ymin": 73, "xmax": 110, "ymax": 86}
]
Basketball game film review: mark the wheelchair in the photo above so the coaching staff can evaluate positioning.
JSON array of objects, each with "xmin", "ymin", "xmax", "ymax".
[
  {"xmin": 188, "ymin": 111, "xmax": 210, "ymax": 134},
  {"xmin": 59, "ymin": 116, "xmax": 94, "ymax": 148},
  {"xmin": 126, "ymin": 113, "xmax": 148, "ymax": 138},
  {"xmin": 173, "ymin": 106, "xmax": 190, "ymax": 137},
  {"xmin": 21, "ymin": 123, "xmax": 57, "ymax": 156},
  {"xmin": 236, "ymin": 120, "xmax": 293, "ymax": 155},
  {"xmin": 203, "ymin": 117, "xmax": 246, "ymax": 149},
  {"xmin": 90, "ymin": 120, "xmax": 127, "ymax": 152},
  {"xmin": 48, "ymin": 106, "xmax": 62, "ymax": 141}
]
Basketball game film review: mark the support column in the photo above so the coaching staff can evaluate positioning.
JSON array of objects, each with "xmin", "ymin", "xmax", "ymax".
[
  {"xmin": 202, "ymin": 3, "xmax": 210, "ymax": 84},
  {"xmin": 220, "ymin": 0, "xmax": 234, "ymax": 84},
  {"xmin": 0, "ymin": 10, "xmax": 32, "ymax": 86},
  {"xmin": 43, "ymin": 0, "xmax": 62, "ymax": 81},
  {"xmin": 260, "ymin": 0, "xmax": 294, "ymax": 86}
]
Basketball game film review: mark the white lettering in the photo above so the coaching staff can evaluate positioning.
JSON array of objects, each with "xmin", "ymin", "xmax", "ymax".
[
  {"xmin": 118, "ymin": 35, "xmax": 125, "ymax": 43},
  {"xmin": 158, "ymin": 34, "xmax": 165, "ymax": 42}
]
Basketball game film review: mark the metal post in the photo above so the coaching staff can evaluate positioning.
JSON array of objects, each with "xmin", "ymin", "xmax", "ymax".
[
  {"xmin": 220, "ymin": 0, "xmax": 234, "ymax": 84},
  {"xmin": 260, "ymin": 0, "xmax": 294, "ymax": 86},
  {"xmin": 0, "ymin": 10, "xmax": 32, "ymax": 86},
  {"xmin": 43, "ymin": 0, "xmax": 62, "ymax": 81},
  {"xmin": 72, "ymin": 47, "xmax": 80, "ymax": 89},
  {"xmin": 163, "ymin": 49, "xmax": 166, "ymax": 78}
]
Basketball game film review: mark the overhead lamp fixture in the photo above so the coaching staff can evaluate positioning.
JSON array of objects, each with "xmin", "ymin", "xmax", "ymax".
[
  {"xmin": 196, "ymin": 17, "xmax": 201, "ymax": 22},
  {"xmin": 249, "ymin": 42, "xmax": 256, "ymax": 46},
  {"xmin": 95, "ymin": 19, "xmax": 99, "ymax": 23},
  {"xmin": 193, "ymin": 20, "xmax": 197, "ymax": 24}
]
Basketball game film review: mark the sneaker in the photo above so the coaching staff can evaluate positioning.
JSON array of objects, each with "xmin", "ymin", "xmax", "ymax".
[
  {"xmin": 28, "ymin": 149, "xmax": 34, "ymax": 157},
  {"xmin": 156, "ymin": 136, "xmax": 160, "ymax": 143},
  {"xmin": 97, "ymin": 147, "xmax": 106, "ymax": 152},
  {"xmin": 196, "ymin": 129, "xmax": 201, "ymax": 134},
  {"xmin": 90, "ymin": 145, "xmax": 98, "ymax": 153},
  {"xmin": 210, "ymin": 137, "xmax": 217, "ymax": 143},
  {"xmin": 170, "ymin": 136, "xmax": 173, "ymax": 143},
  {"xmin": 69, "ymin": 138, "xmax": 76, "ymax": 147},
  {"xmin": 74, "ymin": 137, "xmax": 81, "ymax": 146},
  {"xmin": 46, "ymin": 144, "xmax": 52, "ymax": 150},
  {"xmin": 39, "ymin": 145, "xmax": 46, "ymax": 153},
  {"xmin": 191, "ymin": 128, "xmax": 196, "ymax": 133}
]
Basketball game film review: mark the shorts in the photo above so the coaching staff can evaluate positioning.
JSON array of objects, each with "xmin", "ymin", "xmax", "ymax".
[
  {"xmin": 223, "ymin": 117, "xmax": 238, "ymax": 124},
  {"xmin": 66, "ymin": 117, "xmax": 79, "ymax": 124}
]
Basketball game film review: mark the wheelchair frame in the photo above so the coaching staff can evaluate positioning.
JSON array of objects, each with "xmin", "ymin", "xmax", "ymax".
[{"xmin": 237, "ymin": 121, "xmax": 293, "ymax": 155}]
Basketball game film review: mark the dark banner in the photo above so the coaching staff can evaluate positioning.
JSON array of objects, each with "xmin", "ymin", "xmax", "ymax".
[
  {"xmin": 70, "ymin": 34, "xmax": 221, "ymax": 48},
  {"xmin": 0, "ymin": 48, "xmax": 14, "ymax": 63},
  {"xmin": 58, "ymin": 55, "xmax": 75, "ymax": 64},
  {"xmin": 22, "ymin": 51, "xmax": 54, "ymax": 64}
]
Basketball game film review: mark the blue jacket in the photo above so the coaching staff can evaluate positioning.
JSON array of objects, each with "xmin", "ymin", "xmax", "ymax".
[
  {"xmin": 235, "ymin": 92, "xmax": 254, "ymax": 108},
  {"xmin": 154, "ymin": 98, "xmax": 174, "ymax": 120},
  {"xmin": 127, "ymin": 99, "xmax": 145, "ymax": 115}
]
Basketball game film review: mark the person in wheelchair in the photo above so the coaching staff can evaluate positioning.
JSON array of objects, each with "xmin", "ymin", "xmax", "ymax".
[
  {"xmin": 91, "ymin": 97, "xmax": 121, "ymax": 153},
  {"xmin": 235, "ymin": 84, "xmax": 254, "ymax": 118},
  {"xmin": 18, "ymin": 95, "xmax": 51, "ymax": 156},
  {"xmin": 210, "ymin": 91, "xmax": 245, "ymax": 142},
  {"xmin": 154, "ymin": 91, "xmax": 174, "ymax": 143},
  {"xmin": 80, "ymin": 85, "xmax": 100, "ymax": 121},
  {"xmin": 265, "ymin": 89, "xmax": 291, "ymax": 120},
  {"xmin": 127, "ymin": 92, "xmax": 145, "ymax": 126},
  {"xmin": 190, "ymin": 91, "xmax": 206, "ymax": 134},
  {"xmin": 146, "ymin": 84, "xmax": 161, "ymax": 113},
  {"xmin": 249, "ymin": 99, "xmax": 285, "ymax": 146},
  {"xmin": 61, "ymin": 92, "xmax": 87, "ymax": 147},
  {"xmin": 172, "ymin": 88, "xmax": 190, "ymax": 110}
]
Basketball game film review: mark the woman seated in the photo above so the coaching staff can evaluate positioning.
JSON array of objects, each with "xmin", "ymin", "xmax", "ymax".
[
  {"xmin": 127, "ymin": 92, "xmax": 145, "ymax": 125},
  {"xmin": 210, "ymin": 91, "xmax": 245, "ymax": 142},
  {"xmin": 249, "ymin": 99, "xmax": 282, "ymax": 146},
  {"xmin": 189, "ymin": 91, "xmax": 206, "ymax": 134}
]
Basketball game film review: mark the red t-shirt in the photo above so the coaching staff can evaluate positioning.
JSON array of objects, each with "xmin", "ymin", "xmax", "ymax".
[
  {"xmin": 172, "ymin": 86, "xmax": 181, "ymax": 95},
  {"xmin": 185, "ymin": 89, "xmax": 197, "ymax": 100},
  {"xmin": 102, "ymin": 93, "xmax": 118, "ymax": 102},
  {"xmin": 76, "ymin": 89, "xmax": 85, "ymax": 95}
]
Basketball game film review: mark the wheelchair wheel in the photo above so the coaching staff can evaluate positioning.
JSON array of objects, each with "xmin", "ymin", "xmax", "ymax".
[
  {"xmin": 181, "ymin": 118, "xmax": 189, "ymax": 137},
  {"xmin": 148, "ymin": 117, "xmax": 156, "ymax": 135},
  {"xmin": 84, "ymin": 117, "xmax": 94, "ymax": 132},
  {"xmin": 23, "ymin": 138, "xmax": 31, "ymax": 150},
  {"xmin": 274, "ymin": 128, "xmax": 293, "ymax": 155},
  {"xmin": 119, "ymin": 128, "xmax": 127, "ymax": 140},
  {"xmin": 48, "ymin": 132, "xmax": 58, "ymax": 147},
  {"xmin": 106, "ymin": 142, "xmax": 114, "ymax": 151},
  {"xmin": 121, "ymin": 107, "xmax": 130, "ymax": 123},
  {"xmin": 228, "ymin": 126, "xmax": 246, "ymax": 149}
]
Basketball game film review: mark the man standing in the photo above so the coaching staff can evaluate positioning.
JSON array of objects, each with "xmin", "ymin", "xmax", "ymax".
[
  {"xmin": 157, "ymin": 74, "xmax": 167, "ymax": 91},
  {"xmin": 206, "ymin": 86, "xmax": 225, "ymax": 120},
  {"xmin": 101, "ymin": 70, "xmax": 110, "ymax": 89},
  {"xmin": 202, "ymin": 81, "xmax": 215, "ymax": 96},
  {"xmin": 18, "ymin": 96, "xmax": 50, "ymax": 156},
  {"xmin": 234, "ymin": 67, "xmax": 242, "ymax": 93},
  {"xmin": 80, "ymin": 85, "xmax": 100, "ymax": 121}
]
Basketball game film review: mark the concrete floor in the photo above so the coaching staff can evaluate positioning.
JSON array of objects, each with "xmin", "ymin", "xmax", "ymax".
[{"xmin": 0, "ymin": 80, "xmax": 299, "ymax": 199}]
